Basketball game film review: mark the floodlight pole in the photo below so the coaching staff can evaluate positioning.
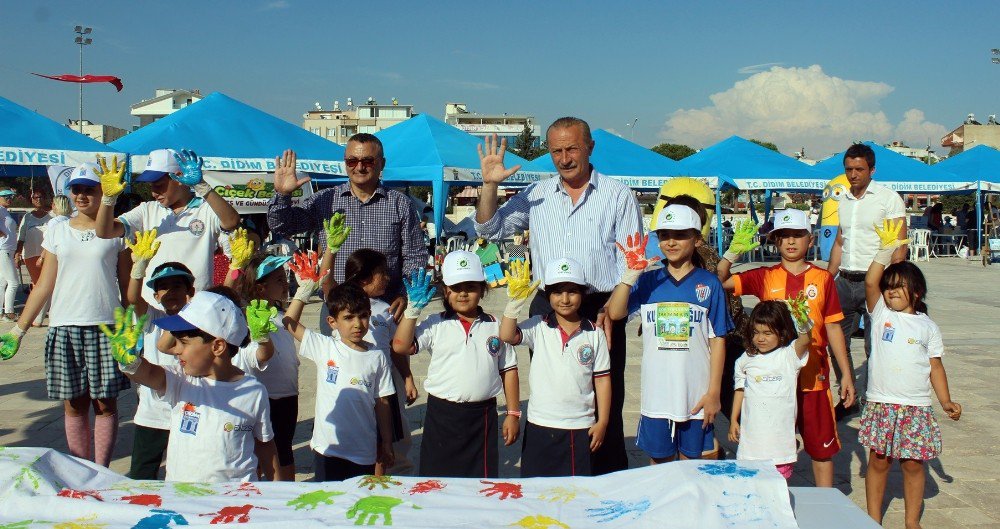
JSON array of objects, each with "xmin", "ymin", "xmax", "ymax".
[
  {"xmin": 74, "ymin": 26, "xmax": 93, "ymax": 133},
  {"xmin": 627, "ymin": 118, "xmax": 638, "ymax": 141}
]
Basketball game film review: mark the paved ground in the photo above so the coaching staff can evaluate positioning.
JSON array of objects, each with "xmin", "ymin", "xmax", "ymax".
[{"xmin": 1, "ymin": 257, "xmax": 998, "ymax": 528}]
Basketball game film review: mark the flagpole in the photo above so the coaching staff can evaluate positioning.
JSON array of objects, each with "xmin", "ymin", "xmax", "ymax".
[{"xmin": 74, "ymin": 26, "xmax": 92, "ymax": 134}]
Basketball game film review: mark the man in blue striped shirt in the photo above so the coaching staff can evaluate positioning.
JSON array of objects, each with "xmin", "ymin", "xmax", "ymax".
[{"xmin": 474, "ymin": 117, "xmax": 642, "ymax": 474}]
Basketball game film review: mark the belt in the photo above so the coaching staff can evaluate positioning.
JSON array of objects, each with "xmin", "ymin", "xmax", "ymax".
[{"xmin": 839, "ymin": 270, "xmax": 866, "ymax": 281}]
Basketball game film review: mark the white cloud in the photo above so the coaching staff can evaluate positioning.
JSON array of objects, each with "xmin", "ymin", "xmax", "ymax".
[{"xmin": 659, "ymin": 65, "xmax": 947, "ymax": 157}]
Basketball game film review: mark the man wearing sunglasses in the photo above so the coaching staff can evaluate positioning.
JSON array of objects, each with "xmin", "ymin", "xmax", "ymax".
[{"xmin": 267, "ymin": 133, "xmax": 427, "ymax": 324}]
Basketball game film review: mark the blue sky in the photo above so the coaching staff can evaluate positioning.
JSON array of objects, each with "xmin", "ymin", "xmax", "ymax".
[{"xmin": 2, "ymin": 0, "xmax": 999, "ymax": 158}]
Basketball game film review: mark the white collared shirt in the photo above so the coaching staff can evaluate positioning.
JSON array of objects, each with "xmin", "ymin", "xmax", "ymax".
[{"xmin": 838, "ymin": 182, "xmax": 905, "ymax": 272}]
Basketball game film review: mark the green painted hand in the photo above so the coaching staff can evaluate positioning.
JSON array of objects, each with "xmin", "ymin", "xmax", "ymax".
[
  {"xmin": 323, "ymin": 212, "xmax": 352, "ymax": 254},
  {"xmin": 246, "ymin": 300, "xmax": 278, "ymax": 343},
  {"xmin": 357, "ymin": 474, "xmax": 402, "ymax": 491},
  {"xmin": 346, "ymin": 496, "xmax": 418, "ymax": 526},
  {"xmin": 287, "ymin": 489, "xmax": 345, "ymax": 510},
  {"xmin": 173, "ymin": 482, "xmax": 214, "ymax": 497},
  {"xmin": 99, "ymin": 306, "xmax": 147, "ymax": 373},
  {"xmin": 726, "ymin": 219, "xmax": 761, "ymax": 257},
  {"xmin": 785, "ymin": 291, "xmax": 813, "ymax": 334},
  {"xmin": 0, "ymin": 332, "xmax": 22, "ymax": 361}
]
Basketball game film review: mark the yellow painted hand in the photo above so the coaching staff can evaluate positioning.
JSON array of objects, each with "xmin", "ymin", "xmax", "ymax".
[
  {"xmin": 505, "ymin": 259, "xmax": 539, "ymax": 301},
  {"xmin": 873, "ymin": 218, "xmax": 908, "ymax": 250},
  {"xmin": 511, "ymin": 515, "xmax": 569, "ymax": 529},
  {"xmin": 99, "ymin": 306, "xmax": 147, "ymax": 373},
  {"xmin": 785, "ymin": 291, "xmax": 813, "ymax": 334},
  {"xmin": 125, "ymin": 230, "xmax": 161, "ymax": 262},
  {"xmin": 95, "ymin": 154, "xmax": 126, "ymax": 198},
  {"xmin": 228, "ymin": 228, "xmax": 256, "ymax": 271}
]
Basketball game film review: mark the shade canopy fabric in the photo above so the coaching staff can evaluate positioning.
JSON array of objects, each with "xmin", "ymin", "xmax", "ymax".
[
  {"xmin": 0, "ymin": 95, "xmax": 119, "ymax": 177},
  {"xmin": 677, "ymin": 136, "xmax": 826, "ymax": 191},
  {"xmin": 935, "ymin": 145, "xmax": 1000, "ymax": 192},
  {"xmin": 813, "ymin": 141, "xmax": 969, "ymax": 193},
  {"xmin": 110, "ymin": 92, "xmax": 347, "ymax": 177}
]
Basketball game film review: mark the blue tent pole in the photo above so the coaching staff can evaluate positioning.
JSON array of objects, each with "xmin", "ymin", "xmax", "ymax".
[
  {"xmin": 715, "ymin": 187, "xmax": 724, "ymax": 254},
  {"xmin": 748, "ymin": 193, "xmax": 759, "ymax": 224},
  {"xmin": 432, "ymin": 178, "xmax": 447, "ymax": 243},
  {"xmin": 764, "ymin": 189, "xmax": 773, "ymax": 220},
  {"xmin": 976, "ymin": 183, "xmax": 982, "ymax": 260}
]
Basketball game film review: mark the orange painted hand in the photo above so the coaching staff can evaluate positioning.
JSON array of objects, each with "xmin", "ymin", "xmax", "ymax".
[{"xmin": 616, "ymin": 232, "xmax": 660, "ymax": 286}]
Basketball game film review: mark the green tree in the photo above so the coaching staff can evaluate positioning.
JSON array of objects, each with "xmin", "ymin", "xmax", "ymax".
[
  {"xmin": 749, "ymin": 139, "xmax": 779, "ymax": 152},
  {"xmin": 512, "ymin": 123, "xmax": 547, "ymax": 160},
  {"xmin": 651, "ymin": 143, "xmax": 696, "ymax": 160}
]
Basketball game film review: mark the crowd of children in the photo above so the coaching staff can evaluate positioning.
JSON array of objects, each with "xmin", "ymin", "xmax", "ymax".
[{"xmin": 0, "ymin": 151, "xmax": 963, "ymax": 527}]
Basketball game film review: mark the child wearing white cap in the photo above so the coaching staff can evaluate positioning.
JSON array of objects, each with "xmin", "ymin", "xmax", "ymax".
[
  {"xmin": 392, "ymin": 250, "xmax": 521, "ymax": 478},
  {"xmin": 499, "ymin": 257, "xmax": 611, "ymax": 477},
  {"xmin": 1, "ymin": 164, "xmax": 131, "ymax": 469},
  {"xmin": 107, "ymin": 291, "xmax": 278, "ymax": 483},
  {"xmin": 607, "ymin": 204, "xmax": 734, "ymax": 464}
]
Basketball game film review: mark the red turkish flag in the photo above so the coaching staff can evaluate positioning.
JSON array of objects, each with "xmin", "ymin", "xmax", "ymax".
[{"xmin": 31, "ymin": 73, "xmax": 123, "ymax": 92}]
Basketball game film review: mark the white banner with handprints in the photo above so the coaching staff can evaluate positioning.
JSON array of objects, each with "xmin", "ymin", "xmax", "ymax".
[
  {"xmin": 0, "ymin": 447, "xmax": 797, "ymax": 528},
  {"xmin": 203, "ymin": 171, "xmax": 313, "ymax": 214}
]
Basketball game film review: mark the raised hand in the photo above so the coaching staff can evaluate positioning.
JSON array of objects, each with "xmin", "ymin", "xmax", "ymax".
[
  {"xmin": 288, "ymin": 250, "xmax": 325, "ymax": 302},
  {"xmin": 273, "ymin": 149, "xmax": 311, "ymax": 195},
  {"xmin": 228, "ymin": 228, "xmax": 256, "ymax": 272},
  {"xmin": 323, "ymin": 212, "xmax": 351, "ymax": 254},
  {"xmin": 171, "ymin": 149, "xmax": 205, "ymax": 186},
  {"xmin": 95, "ymin": 154, "xmax": 127, "ymax": 199},
  {"xmin": 615, "ymin": 232, "xmax": 660, "ymax": 286},
  {"xmin": 874, "ymin": 218, "xmax": 909, "ymax": 249},
  {"xmin": 246, "ymin": 300, "xmax": 278, "ymax": 343},
  {"xmin": 99, "ymin": 306, "xmax": 147, "ymax": 374},
  {"xmin": 785, "ymin": 291, "xmax": 813, "ymax": 334},
  {"xmin": 503, "ymin": 259, "xmax": 538, "ymax": 319},
  {"xmin": 724, "ymin": 219, "xmax": 761, "ymax": 261},
  {"xmin": 402, "ymin": 269, "xmax": 436, "ymax": 319},
  {"xmin": 477, "ymin": 134, "xmax": 521, "ymax": 185},
  {"xmin": 126, "ymin": 229, "xmax": 161, "ymax": 280}
]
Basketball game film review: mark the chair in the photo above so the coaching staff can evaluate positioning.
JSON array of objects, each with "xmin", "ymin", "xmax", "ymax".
[{"xmin": 909, "ymin": 229, "xmax": 931, "ymax": 262}]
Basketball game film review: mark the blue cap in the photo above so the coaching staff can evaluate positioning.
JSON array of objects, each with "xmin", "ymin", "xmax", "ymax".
[
  {"xmin": 146, "ymin": 265, "xmax": 195, "ymax": 289},
  {"xmin": 0, "ymin": 190, "xmax": 15, "ymax": 197},
  {"xmin": 255, "ymin": 255, "xmax": 292, "ymax": 281}
]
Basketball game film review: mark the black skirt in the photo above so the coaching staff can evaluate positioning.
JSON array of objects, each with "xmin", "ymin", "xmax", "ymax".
[
  {"xmin": 419, "ymin": 394, "xmax": 498, "ymax": 478},
  {"xmin": 520, "ymin": 421, "xmax": 592, "ymax": 478}
]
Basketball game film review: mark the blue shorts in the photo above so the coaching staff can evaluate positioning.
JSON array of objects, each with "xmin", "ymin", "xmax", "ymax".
[{"xmin": 636, "ymin": 416, "xmax": 715, "ymax": 459}]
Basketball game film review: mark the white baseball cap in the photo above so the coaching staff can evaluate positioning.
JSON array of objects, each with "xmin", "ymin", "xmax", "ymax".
[
  {"xmin": 441, "ymin": 250, "xmax": 485, "ymax": 286},
  {"xmin": 137, "ymin": 149, "xmax": 180, "ymax": 182},
  {"xmin": 154, "ymin": 291, "xmax": 249, "ymax": 346},
  {"xmin": 68, "ymin": 163, "xmax": 101, "ymax": 187},
  {"xmin": 768, "ymin": 208, "xmax": 811, "ymax": 234},
  {"xmin": 543, "ymin": 257, "xmax": 587, "ymax": 288},
  {"xmin": 654, "ymin": 204, "xmax": 702, "ymax": 232}
]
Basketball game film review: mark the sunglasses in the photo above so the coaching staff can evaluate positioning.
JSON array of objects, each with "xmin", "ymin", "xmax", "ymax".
[{"xmin": 345, "ymin": 157, "xmax": 378, "ymax": 169}]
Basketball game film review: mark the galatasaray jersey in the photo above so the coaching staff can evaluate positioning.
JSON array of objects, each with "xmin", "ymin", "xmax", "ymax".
[
  {"xmin": 628, "ymin": 267, "xmax": 734, "ymax": 421},
  {"xmin": 733, "ymin": 263, "xmax": 844, "ymax": 392}
]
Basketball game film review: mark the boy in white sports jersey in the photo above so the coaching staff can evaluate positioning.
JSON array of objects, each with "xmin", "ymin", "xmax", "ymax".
[
  {"xmin": 108, "ymin": 291, "xmax": 277, "ymax": 482},
  {"xmin": 500, "ymin": 257, "xmax": 611, "ymax": 477}
]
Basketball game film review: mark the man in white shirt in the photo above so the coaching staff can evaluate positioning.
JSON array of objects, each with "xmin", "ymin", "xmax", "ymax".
[{"xmin": 826, "ymin": 144, "xmax": 907, "ymax": 415}]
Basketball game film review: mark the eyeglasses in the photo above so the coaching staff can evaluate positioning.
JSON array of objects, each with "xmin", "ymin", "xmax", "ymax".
[{"xmin": 345, "ymin": 157, "xmax": 378, "ymax": 169}]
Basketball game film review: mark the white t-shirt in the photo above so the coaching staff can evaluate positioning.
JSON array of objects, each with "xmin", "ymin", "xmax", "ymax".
[
  {"xmin": 299, "ymin": 329, "xmax": 395, "ymax": 465},
  {"xmin": 734, "ymin": 344, "xmax": 808, "ymax": 465},
  {"xmin": 0, "ymin": 207, "xmax": 18, "ymax": 252},
  {"xmin": 332, "ymin": 298, "xmax": 401, "ymax": 398},
  {"xmin": 240, "ymin": 311, "xmax": 299, "ymax": 399},
  {"xmin": 44, "ymin": 215, "xmax": 70, "ymax": 232},
  {"xmin": 415, "ymin": 311, "xmax": 518, "ymax": 403},
  {"xmin": 866, "ymin": 297, "xmax": 944, "ymax": 407},
  {"xmin": 134, "ymin": 307, "xmax": 178, "ymax": 430},
  {"xmin": 838, "ymin": 182, "xmax": 906, "ymax": 272},
  {"xmin": 161, "ymin": 366, "xmax": 273, "ymax": 483},
  {"xmin": 517, "ymin": 314, "xmax": 611, "ymax": 430},
  {"xmin": 118, "ymin": 199, "xmax": 223, "ymax": 307},
  {"xmin": 41, "ymin": 221, "xmax": 124, "ymax": 326},
  {"xmin": 17, "ymin": 210, "xmax": 53, "ymax": 259}
]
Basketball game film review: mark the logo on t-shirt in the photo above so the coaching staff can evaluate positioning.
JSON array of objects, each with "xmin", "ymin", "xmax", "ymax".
[
  {"xmin": 486, "ymin": 336, "xmax": 502, "ymax": 357},
  {"xmin": 326, "ymin": 360, "xmax": 340, "ymax": 384},
  {"xmin": 223, "ymin": 422, "xmax": 254, "ymax": 433},
  {"xmin": 179, "ymin": 402, "xmax": 200, "ymax": 435},
  {"xmin": 695, "ymin": 283, "xmax": 711, "ymax": 303},
  {"xmin": 349, "ymin": 377, "xmax": 372, "ymax": 389},
  {"xmin": 189, "ymin": 219, "xmax": 206, "ymax": 237},
  {"xmin": 753, "ymin": 374, "xmax": 783, "ymax": 383},
  {"xmin": 881, "ymin": 322, "xmax": 895, "ymax": 342},
  {"xmin": 577, "ymin": 344, "xmax": 595, "ymax": 366},
  {"xmin": 805, "ymin": 284, "xmax": 818, "ymax": 300},
  {"xmin": 906, "ymin": 337, "xmax": 926, "ymax": 346}
]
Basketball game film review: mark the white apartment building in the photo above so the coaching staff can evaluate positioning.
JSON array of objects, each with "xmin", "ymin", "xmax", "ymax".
[
  {"xmin": 302, "ymin": 97, "xmax": 414, "ymax": 144},
  {"xmin": 444, "ymin": 103, "xmax": 539, "ymax": 146},
  {"xmin": 130, "ymin": 89, "xmax": 204, "ymax": 128},
  {"xmin": 67, "ymin": 119, "xmax": 128, "ymax": 143}
]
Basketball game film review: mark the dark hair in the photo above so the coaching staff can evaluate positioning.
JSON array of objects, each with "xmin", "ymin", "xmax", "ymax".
[
  {"xmin": 170, "ymin": 327, "xmax": 248, "ymax": 358},
  {"xmin": 880, "ymin": 261, "xmax": 928, "ymax": 313},
  {"xmin": 843, "ymin": 143, "xmax": 876, "ymax": 169},
  {"xmin": 344, "ymin": 248, "xmax": 388, "ymax": 286},
  {"xmin": 150, "ymin": 261, "xmax": 194, "ymax": 290},
  {"xmin": 234, "ymin": 252, "xmax": 277, "ymax": 305},
  {"xmin": 744, "ymin": 301, "xmax": 798, "ymax": 355},
  {"xmin": 665, "ymin": 194, "xmax": 708, "ymax": 227},
  {"xmin": 442, "ymin": 280, "xmax": 487, "ymax": 314},
  {"xmin": 547, "ymin": 116, "xmax": 593, "ymax": 144},
  {"xmin": 347, "ymin": 133, "xmax": 384, "ymax": 158},
  {"xmin": 326, "ymin": 283, "xmax": 371, "ymax": 318},
  {"xmin": 543, "ymin": 282, "xmax": 587, "ymax": 299}
]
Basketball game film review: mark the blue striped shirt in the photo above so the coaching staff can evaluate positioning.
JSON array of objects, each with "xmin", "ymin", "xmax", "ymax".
[{"xmin": 475, "ymin": 169, "xmax": 642, "ymax": 292}]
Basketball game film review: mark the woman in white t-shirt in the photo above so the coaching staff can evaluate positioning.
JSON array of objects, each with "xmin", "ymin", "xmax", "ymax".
[
  {"xmin": 728, "ymin": 300, "xmax": 811, "ymax": 479},
  {"xmin": 1, "ymin": 165, "xmax": 129, "ymax": 469},
  {"xmin": 16, "ymin": 188, "xmax": 54, "ymax": 326},
  {"xmin": 860, "ymin": 222, "xmax": 962, "ymax": 528}
]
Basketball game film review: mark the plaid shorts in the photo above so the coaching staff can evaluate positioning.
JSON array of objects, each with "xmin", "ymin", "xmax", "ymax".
[{"xmin": 44, "ymin": 325, "xmax": 130, "ymax": 400}]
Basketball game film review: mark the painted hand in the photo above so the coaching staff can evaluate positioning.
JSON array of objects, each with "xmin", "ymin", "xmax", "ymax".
[
  {"xmin": 171, "ymin": 149, "xmax": 205, "ymax": 186},
  {"xmin": 874, "ymin": 218, "xmax": 909, "ymax": 249},
  {"xmin": 288, "ymin": 250, "xmax": 325, "ymax": 302},
  {"xmin": 616, "ymin": 232, "xmax": 660, "ymax": 286},
  {"xmin": 504, "ymin": 259, "xmax": 538, "ymax": 301},
  {"xmin": 246, "ymin": 300, "xmax": 278, "ymax": 343},
  {"xmin": 0, "ymin": 332, "xmax": 22, "ymax": 361},
  {"xmin": 724, "ymin": 219, "xmax": 761, "ymax": 260},
  {"xmin": 403, "ymin": 269, "xmax": 436, "ymax": 318},
  {"xmin": 99, "ymin": 306, "xmax": 147, "ymax": 374},
  {"xmin": 785, "ymin": 291, "xmax": 813, "ymax": 334},
  {"xmin": 322, "ymin": 212, "xmax": 352, "ymax": 254},
  {"xmin": 228, "ymin": 228, "xmax": 256, "ymax": 271},
  {"xmin": 95, "ymin": 154, "xmax": 127, "ymax": 198},
  {"xmin": 127, "ymin": 229, "xmax": 161, "ymax": 262}
]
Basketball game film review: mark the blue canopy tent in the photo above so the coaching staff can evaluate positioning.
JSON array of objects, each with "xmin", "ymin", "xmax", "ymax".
[
  {"xmin": 374, "ymin": 114, "xmax": 547, "ymax": 233},
  {"xmin": 813, "ymin": 141, "xmax": 970, "ymax": 193},
  {"xmin": 934, "ymin": 145, "xmax": 1000, "ymax": 256},
  {"xmin": 0, "ymin": 95, "xmax": 119, "ymax": 191}
]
